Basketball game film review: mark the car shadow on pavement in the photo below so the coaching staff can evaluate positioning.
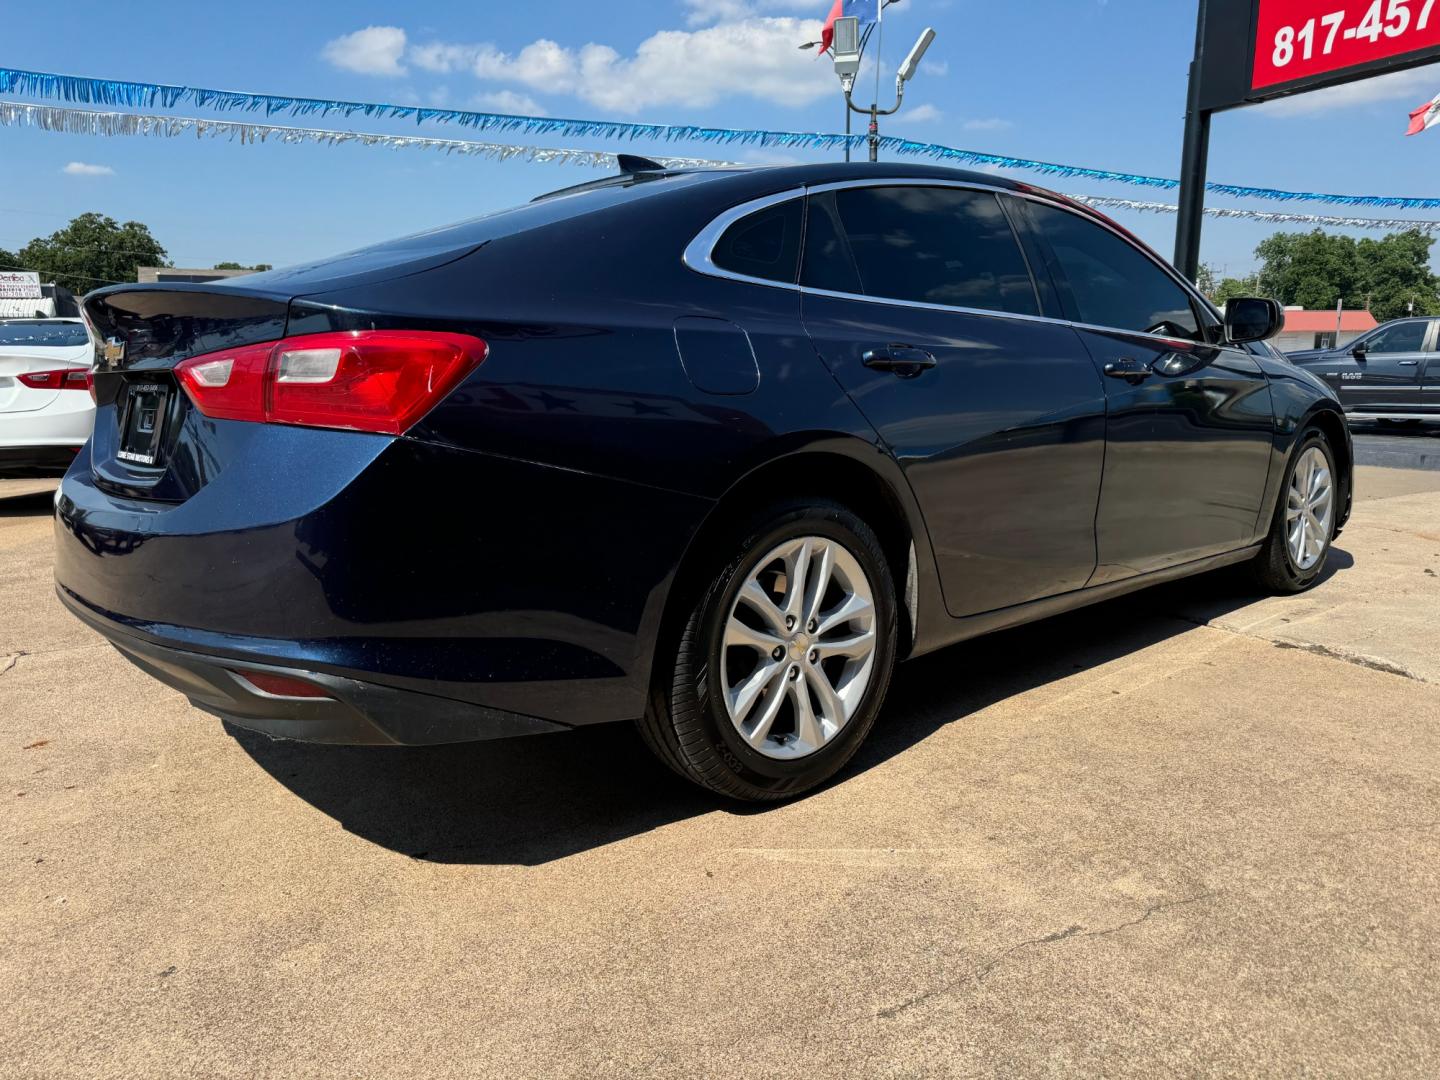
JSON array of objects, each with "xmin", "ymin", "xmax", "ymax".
[
  {"xmin": 0, "ymin": 490, "xmax": 57, "ymax": 517},
  {"xmin": 232, "ymin": 554, "xmax": 1353, "ymax": 867}
]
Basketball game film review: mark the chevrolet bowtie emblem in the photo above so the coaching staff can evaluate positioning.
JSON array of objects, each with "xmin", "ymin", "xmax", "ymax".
[{"xmin": 101, "ymin": 337, "xmax": 125, "ymax": 364}]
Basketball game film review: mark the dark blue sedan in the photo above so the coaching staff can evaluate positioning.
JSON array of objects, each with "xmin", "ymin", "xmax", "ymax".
[{"xmin": 55, "ymin": 162, "xmax": 1352, "ymax": 800}]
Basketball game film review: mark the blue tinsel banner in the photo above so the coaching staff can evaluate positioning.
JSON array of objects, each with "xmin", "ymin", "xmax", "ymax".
[{"xmin": 3, "ymin": 66, "xmax": 1438, "ymax": 211}]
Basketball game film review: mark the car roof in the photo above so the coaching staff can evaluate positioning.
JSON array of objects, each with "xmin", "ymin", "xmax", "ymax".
[{"xmin": 534, "ymin": 161, "xmax": 1036, "ymax": 203}]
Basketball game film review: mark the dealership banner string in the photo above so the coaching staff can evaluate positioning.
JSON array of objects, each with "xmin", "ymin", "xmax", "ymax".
[
  {"xmin": 0, "ymin": 101, "xmax": 738, "ymax": 171},
  {"xmin": 6, "ymin": 100, "xmax": 1438, "ymax": 235},
  {"xmin": 1067, "ymin": 194, "xmax": 1440, "ymax": 235},
  {"xmin": 4, "ymin": 65, "xmax": 1440, "ymax": 210}
]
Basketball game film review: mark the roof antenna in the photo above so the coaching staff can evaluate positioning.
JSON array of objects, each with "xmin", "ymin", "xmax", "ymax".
[{"xmin": 616, "ymin": 154, "xmax": 666, "ymax": 174}]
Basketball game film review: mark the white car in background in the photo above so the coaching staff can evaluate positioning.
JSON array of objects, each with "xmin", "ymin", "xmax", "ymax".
[{"xmin": 0, "ymin": 318, "xmax": 95, "ymax": 476}]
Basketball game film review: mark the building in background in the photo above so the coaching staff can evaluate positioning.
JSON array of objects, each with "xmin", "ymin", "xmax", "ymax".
[
  {"xmin": 1272, "ymin": 307, "xmax": 1378, "ymax": 353},
  {"xmin": 0, "ymin": 271, "xmax": 79, "ymax": 318},
  {"xmin": 136, "ymin": 266, "xmax": 257, "ymax": 285}
]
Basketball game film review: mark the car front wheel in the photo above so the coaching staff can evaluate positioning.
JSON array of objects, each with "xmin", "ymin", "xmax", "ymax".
[
  {"xmin": 639, "ymin": 499, "xmax": 898, "ymax": 801},
  {"xmin": 1251, "ymin": 427, "xmax": 1338, "ymax": 594}
]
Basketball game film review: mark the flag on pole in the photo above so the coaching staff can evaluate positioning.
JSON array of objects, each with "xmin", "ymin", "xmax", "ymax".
[
  {"xmin": 1407, "ymin": 92, "xmax": 1440, "ymax": 136},
  {"xmin": 819, "ymin": 0, "xmax": 877, "ymax": 54}
]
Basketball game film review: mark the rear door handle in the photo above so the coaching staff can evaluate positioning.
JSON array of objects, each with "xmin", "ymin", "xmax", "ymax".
[
  {"xmin": 1399, "ymin": 360, "xmax": 1420, "ymax": 367},
  {"xmin": 1103, "ymin": 357, "xmax": 1154, "ymax": 385},
  {"xmin": 863, "ymin": 345, "xmax": 937, "ymax": 378}
]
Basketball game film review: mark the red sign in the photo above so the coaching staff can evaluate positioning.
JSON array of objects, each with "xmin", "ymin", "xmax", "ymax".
[{"xmin": 1252, "ymin": 0, "xmax": 1440, "ymax": 89}]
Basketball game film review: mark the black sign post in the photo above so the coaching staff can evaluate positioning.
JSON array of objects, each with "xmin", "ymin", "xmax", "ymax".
[{"xmin": 1174, "ymin": 0, "xmax": 1440, "ymax": 281}]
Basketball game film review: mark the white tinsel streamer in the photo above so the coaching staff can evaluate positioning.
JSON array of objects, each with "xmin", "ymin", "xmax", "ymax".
[
  {"xmin": 0, "ymin": 99, "xmax": 740, "ymax": 170},
  {"xmin": 6, "ymin": 98, "xmax": 1440, "ymax": 234},
  {"xmin": 1068, "ymin": 194, "xmax": 1440, "ymax": 234}
]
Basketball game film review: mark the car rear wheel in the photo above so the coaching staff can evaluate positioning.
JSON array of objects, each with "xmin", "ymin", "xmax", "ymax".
[
  {"xmin": 1250, "ymin": 428, "xmax": 1337, "ymax": 594},
  {"xmin": 639, "ymin": 499, "xmax": 897, "ymax": 801}
]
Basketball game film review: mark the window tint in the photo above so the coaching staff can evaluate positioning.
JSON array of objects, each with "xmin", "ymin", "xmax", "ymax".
[
  {"xmin": 1364, "ymin": 321, "xmax": 1427, "ymax": 353},
  {"xmin": 803, "ymin": 186, "xmax": 1039, "ymax": 316},
  {"xmin": 710, "ymin": 198, "xmax": 802, "ymax": 284},
  {"xmin": 1027, "ymin": 202, "xmax": 1202, "ymax": 342}
]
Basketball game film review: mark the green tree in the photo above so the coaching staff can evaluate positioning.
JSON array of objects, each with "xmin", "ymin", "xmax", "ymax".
[
  {"xmin": 1356, "ymin": 230, "xmax": 1440, "ymax": 321},
  {"xmin": 1250, "ymin": 228, "xmax": 1440, "ymax": 321},
  {"xmin": 1213, "ymin": 274, "xmax": 1260, "ymax": 306},
  {"xmin": 0, "ymin": 246, "xmax": 17, "ymax": 271},
  {"xmin": 1254, "ymin": 230, "xmax": 1362, "ymax": 311},
  {"xmin": 16, "ymin": 213, "xmax": 168, "ymax": 293},
  {"xmin": 1196, "ymin": 262, "xmax": 1217, "ymax": 297},
  {"xmin": 1195, "ymin": 262, "xmax": 1260, "ymax": 306},
  {"xmin": 212, "ymin": 261, "xmax": 272, "ymax": 271}
]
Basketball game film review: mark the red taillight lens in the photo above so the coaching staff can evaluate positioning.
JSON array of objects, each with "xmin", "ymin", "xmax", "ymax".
[
  {"xmin": 18, "ymin": 369, "xmax": 93, "ymax": 391},
  {"xmin": 174, "ymin": 330, "xmax": 487, "ymax": 435}
]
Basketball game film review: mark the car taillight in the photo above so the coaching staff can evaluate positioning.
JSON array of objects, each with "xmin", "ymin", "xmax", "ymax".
[
  {"xmin": 174, "ymin": 330, "xmax": 487, "ymax": 435},
  {"xmin": 18, "ymin": 369, "xmax": 93, "ymax": 391}
]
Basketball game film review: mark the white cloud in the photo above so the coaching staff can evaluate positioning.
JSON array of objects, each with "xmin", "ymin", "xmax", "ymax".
[
  {"xmin": 409, "ymin": 41, "xmax": 481, "ymax": 74},
  {"xmin": 963, "ymin": 117, "xmax": 1014, "ymax": 131},
  {"xmin": 1254, "ymin": 61, "xmax": 1440, "ymax": 117},
  {"xmin": 62, "ymin": 162, "xmax": 114, "ymax": 176},
  {"xmin": 322, "ymin": 26, "xmax": 409, "ymax": 76},
  {"xmin": 472, "ymin": 89, "xmax": 546, "ymax": 116},
  {"xmin": 920, "ymin": 59, "xmax": 949, "ymax": 78},
  {"xmin": 680, "ymin": 0, "xmax": 801, "ymax": 26},
  {"xmin": 895, "ymin": 103, "xmax": 943, "ymax": 123},
  {"xmin": 390, "ymin": 17, "xmax": 830, "ymax": 114}
]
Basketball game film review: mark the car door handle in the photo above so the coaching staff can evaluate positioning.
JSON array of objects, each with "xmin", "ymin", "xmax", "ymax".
[
  {"xmin": 1399, "ymin": 360, "xmax": 1420, "ymax": 366},
  {"xmin": 863, "ymin": 345, "xmax": 937, "ymax": 377},
  {"xmin": 1103, "ymin": 357, "xmax": 1154, "ymax": 384}
]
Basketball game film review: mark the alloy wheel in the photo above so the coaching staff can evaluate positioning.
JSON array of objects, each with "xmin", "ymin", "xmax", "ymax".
[
  {"xmin": 1286, "ymin": 445, "xmax": 1334, "ymax": 571},
  {"xmin": 720, "ymin": 536, "xmax": 878, "ymax": 761}
]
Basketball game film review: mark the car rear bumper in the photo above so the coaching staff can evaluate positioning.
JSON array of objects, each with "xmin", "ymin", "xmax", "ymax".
[
  {"xmin": 53, "ymin": 429, "xmax": 711, "ymax": 733},
  {"xmin": 59, "ymin": 586, "xmax": 569, "ymax": 745},
  {"xmin": 0, "ymin": 444, "xmax": 83, "ymax": 475}
]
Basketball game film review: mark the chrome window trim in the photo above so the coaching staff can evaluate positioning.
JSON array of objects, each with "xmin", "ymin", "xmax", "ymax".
[{"xmin": 681, "ymin": 176, "xmax": 1235, "ymax": 354}]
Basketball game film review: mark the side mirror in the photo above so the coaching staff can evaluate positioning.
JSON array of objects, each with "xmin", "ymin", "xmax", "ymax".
[
  {"xmin": 1351, "ymin": 343, "xmax": 1368, "ymax": 361},
  {"xmin": 1224, "ymin": 297, "xmax": 1284, "ymax": 345}
]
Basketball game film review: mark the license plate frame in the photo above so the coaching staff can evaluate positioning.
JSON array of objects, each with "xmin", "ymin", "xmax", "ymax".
[{"xmin": 116, "ymin": 382, "xmax": 171, "ymax": 467}]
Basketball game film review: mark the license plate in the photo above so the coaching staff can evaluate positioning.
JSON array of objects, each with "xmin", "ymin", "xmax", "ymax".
[{"xmin": 117, "ymin": 382, "xmax": 170, "ymax": 467}]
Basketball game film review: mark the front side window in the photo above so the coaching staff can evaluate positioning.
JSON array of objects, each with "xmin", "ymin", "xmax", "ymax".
[
  {"xmin": 1363, "ymin": 321, "xmax": 1427, "ymax": 353},
  {"xmin": 1026, "ymin": 202, "xmax": 1202, "ymax": 342},
  {"xmin": 710, "ymin": 198, "xmax": 803, "ymax": 284},
  {"xmin": 803, "ymin": 186, "xmax": 1039, "ymax": 316}
]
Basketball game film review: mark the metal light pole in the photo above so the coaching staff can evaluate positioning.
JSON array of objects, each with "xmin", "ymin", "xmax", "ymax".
[
  {"xmin": 803, "ymin": 3, "xmax": 933, "ymax": 163},
  {"xmin": 830, "ymin": 16, "xmax": 935, "ymax": 163}
]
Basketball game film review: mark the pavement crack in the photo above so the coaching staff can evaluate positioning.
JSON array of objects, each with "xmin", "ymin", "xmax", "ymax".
[
  {"xmin": 866, "ymin": 892, "xmax": 1219, "ymax": 1022},
  {"xmin": 1171, "ymin": 614, "xmax": 1424, "ymax": 683},
  {"xmin": 0, "ymin": 651, "xmax": 29, "ymax": 676},
  {"xmin": 1270, "ymin": 640, "xmax": 1419, "ymax": 681}
]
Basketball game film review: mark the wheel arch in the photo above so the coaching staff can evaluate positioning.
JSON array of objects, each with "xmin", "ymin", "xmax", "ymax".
[
  {"xmin": 655, "ymin": 436, "xmax": 936, "ymax": 671},
  {"xmin": 1302, "ymin": 405, "xmax": 1353, "ymax": 530}
]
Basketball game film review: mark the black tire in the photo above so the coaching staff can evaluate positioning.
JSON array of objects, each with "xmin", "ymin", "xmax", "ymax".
[
  {"xmin": 638, "ymin": 498, "xmax": 898, "ymax": 801},
  {"xmin": 1250, "ymin": 427, "xmax": 1337, "ymax": 594}
]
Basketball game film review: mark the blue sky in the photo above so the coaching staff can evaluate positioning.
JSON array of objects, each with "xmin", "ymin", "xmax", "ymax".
[{"xmin": 3, "ymin": 0, "xmax": 1440, "ymax": 282}]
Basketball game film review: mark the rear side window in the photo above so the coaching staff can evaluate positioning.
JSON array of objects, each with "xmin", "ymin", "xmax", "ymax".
[
  {"xmin": 710, "ymin": 198, "xmax": 802, "ymax": 284},
  {"xmin": 802, "ymin": 186, "xmax": 1039, "ymax": 316},
  {"xmin": 1025, "ymin": 202, "xmax": 1202, "ymax": 342}
]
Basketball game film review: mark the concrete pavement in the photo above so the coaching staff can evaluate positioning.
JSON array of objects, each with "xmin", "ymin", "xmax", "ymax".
[{"xmin": 2, "ymin": 468, "xmax": 1439, "ymax": 1078}]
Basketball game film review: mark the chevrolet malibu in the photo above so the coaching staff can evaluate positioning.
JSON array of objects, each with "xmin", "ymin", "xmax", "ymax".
[{"xmin": 55, "ymin": 162, "xmax": 1352, "ymax": 800}]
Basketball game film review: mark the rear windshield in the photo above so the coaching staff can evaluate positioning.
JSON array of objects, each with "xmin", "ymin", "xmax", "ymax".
[{"xmin": 0, "ymin": 320, "xmax": 89, "ymax": 347}]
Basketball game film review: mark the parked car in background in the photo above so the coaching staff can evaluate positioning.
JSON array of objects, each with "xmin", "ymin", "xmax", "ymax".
[
  {"xmin": 1287, "ymin": 316, "xmax": 1440, "ymax": 424},
  {"xmin": 55, "ymin": 162, "xmax": 1352, "ymax": 801},
  {"xmin": 0, "ymin": 318, "xmax": 95, "ymax": 475}
]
